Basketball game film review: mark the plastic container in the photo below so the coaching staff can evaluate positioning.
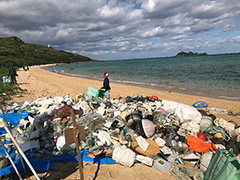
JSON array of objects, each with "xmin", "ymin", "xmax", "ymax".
[
  {"xmin": 168, "ymin": 153, "xmax": 177, "ymax": 163},
  {"xmin": 87, "ymin": 87, "xmax": 104, "ymax": 98},
  {"xmin": 136, "ymin": 154, "xmax": 153, "ymax": 166},
  {"xmin": 154, "ymin": 158, "xmax": 171, "ymax": 173}
]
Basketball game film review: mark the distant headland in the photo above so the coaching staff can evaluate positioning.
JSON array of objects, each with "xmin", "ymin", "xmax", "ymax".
[
  {"xmin": 0, "ymin": 36, "xmax": 94, "ymax": 67},
  {"xmin": 175, "ymin": 51, "xmax": 208, "ymax": 57}
]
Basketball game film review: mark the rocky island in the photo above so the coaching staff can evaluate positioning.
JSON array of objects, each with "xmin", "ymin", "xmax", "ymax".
[{"xmin": 175, "ymin": 51, "xmax": 208, "ymax": 57}]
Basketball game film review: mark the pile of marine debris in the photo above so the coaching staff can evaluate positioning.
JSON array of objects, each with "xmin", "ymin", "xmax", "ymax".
[{"xmin": 1, "ymin": 93, "xmax": 240, "ymax": 179}]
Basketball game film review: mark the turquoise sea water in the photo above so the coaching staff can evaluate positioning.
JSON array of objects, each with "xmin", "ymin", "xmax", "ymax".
[{"xmin": 50, "ymin": 54, "xmax": 240, "ymax": 101}]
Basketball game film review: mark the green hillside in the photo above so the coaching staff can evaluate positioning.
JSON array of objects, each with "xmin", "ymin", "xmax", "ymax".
[
  {"xmin": 0, "ymin": 36, "xmax": 94, "ymax": 67},
  {"xmin": 0, "ymin": 36, "xmax": 95, "ymax": 103}
]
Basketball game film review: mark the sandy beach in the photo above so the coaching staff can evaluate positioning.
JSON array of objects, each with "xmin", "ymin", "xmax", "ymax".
[
  {"xmin": 13, "ymin": 65, "xmax": 240, "ymax": 124},
  {"xmin": 8, "ymin": 65, "xmax": 240, "ymax": 180}
]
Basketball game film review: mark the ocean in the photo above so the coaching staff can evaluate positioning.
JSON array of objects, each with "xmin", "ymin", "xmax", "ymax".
[{"xmin": 48, "ymin": 54, "xmax": 240, "ymax": 101}]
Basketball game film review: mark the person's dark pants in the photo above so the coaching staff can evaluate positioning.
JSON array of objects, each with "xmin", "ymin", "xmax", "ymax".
[{"xmin": 10, "ymin": 75, "xmax": 17, "ymax": 84}]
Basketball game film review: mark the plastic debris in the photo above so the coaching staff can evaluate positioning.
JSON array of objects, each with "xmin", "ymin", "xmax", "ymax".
[{"xmin": 1, "ymin": 92, "xmax": 239, "ymax": 178}]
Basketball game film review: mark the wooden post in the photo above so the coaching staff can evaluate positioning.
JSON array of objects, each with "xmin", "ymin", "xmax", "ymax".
[{"xmin": 71, "ymin": 109, "xmax": 84, "ymax": 180}]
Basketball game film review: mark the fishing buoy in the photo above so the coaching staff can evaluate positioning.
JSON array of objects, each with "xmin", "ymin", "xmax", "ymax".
[{"xmin": 135, "ymin": 119, "xmax": 155, "ymax": 138}]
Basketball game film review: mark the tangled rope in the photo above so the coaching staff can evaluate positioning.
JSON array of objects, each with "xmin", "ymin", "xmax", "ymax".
[{"xmin": 206, "ymin": 125, "xmax": 231, "ymax": 141}]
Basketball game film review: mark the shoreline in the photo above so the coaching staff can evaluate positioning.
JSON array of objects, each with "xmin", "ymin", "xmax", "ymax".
[
  {"xmin": 12, "ymin": 64, "xmax": 240, "ymax": 125},
  {"xmin": 44, "ymin": 65, "xmax": 240, "ymax": 102}
]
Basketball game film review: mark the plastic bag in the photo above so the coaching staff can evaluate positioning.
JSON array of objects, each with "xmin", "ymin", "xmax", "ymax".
[
  {"xmin": 1, "ymin": 76, "xmax": 11, "ymax": 83},
  {"xmin": 131, "ymin": 136, "xmax": 160, "ymax": 157},
  {"xmin": 112, "ymin": 146, "xmax": 136, "ymax": 167},
  {"xmin": 162, "ymin": 100, "xmax": 202, "ymax": 124}
]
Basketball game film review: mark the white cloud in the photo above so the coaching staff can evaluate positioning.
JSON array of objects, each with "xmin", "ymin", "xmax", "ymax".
[
  {"xmin": 0, "ymin": 0, "xmax": 239, "ymax": 60},
  {"xmin": 218, "ymin": 36, "xmax": 240, "ymax": 43}
]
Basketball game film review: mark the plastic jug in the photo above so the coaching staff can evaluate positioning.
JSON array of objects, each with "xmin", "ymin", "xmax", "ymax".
[
  {"xmin": 168, "ymin": 153, "xmax": 177, "ymax": 163},
  {"xmin": 154, "ymin": 158, "xmax": 171, "ymax": 173}
]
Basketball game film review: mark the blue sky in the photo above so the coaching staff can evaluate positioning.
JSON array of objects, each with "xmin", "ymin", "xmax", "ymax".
[{"xmin": 0, "ymin": 0, "xmax": 239, "ymax": 60}]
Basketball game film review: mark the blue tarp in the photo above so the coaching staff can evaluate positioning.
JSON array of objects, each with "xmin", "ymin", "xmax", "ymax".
[
  {"xmin": 0, "ymin": 112, "xmax": 117, "ymax": 176},
  {"xmin": 0, "ymin": 111, "xmax": 29, "ymax": 134},
  {"xmin": 0, "ymin": 150, "xmax": 117, "ymax": 176},
  {"xmin": 51, "ymin": 66, "xmax": 56, "ymax": 73}
]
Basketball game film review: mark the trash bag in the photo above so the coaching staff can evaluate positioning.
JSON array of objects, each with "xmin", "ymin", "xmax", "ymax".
[
  {"xmin": 131, "ymin": 136, "xmax": 160, "ymax": 157},
  {"xmin": 162, "ymin": 100, "xmax": 202, "ymax": 124},
  {"xmin": 1, "ymin": 76, "xmax": 11, "ymax": 83},
  {"xmin": 112, "ymin": 146, "xmax": 136, "ymax": 167}
]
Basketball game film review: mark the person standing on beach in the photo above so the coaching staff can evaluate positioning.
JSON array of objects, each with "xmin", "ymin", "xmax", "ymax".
[
  {"xmin": 8, "ymin": 66, "xmax": 18, "ymax": 84},
  {"xmin": 100, "ymin": 72, "xmax": 111, "ymax": 101}
]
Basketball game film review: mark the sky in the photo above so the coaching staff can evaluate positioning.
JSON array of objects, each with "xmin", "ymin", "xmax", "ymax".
[{"xmin": 0, "ymin": 0, "xmax": 240, "ymax": 60}]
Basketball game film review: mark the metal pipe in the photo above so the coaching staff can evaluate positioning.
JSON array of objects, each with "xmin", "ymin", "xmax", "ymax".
[
  {"xmin": 0, "ymin": 104, "xmax": 26, "ymax": 171},
  {"xmin": 0, "ymin": 104, "xmax": 40, "ymax": 180},
  {"xmin": 0, "ymin": 135, "xmax": 23, "ymax": 180}
]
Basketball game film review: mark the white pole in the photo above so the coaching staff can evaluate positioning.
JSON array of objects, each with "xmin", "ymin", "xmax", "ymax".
[
  {"xmin": 3, "ymin": 123, "xmax": 40, "ymax": 180},
  {"xmin": 0, "ymin": 104, "xmax": 26, "ymax": 172},
  {"xmin": 0, "ymin": 105, "xmax": 40, "ymax": 180},
  {"xmin": 0, "ymin": 136, "xmax": 23, "ymax": 180}
]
